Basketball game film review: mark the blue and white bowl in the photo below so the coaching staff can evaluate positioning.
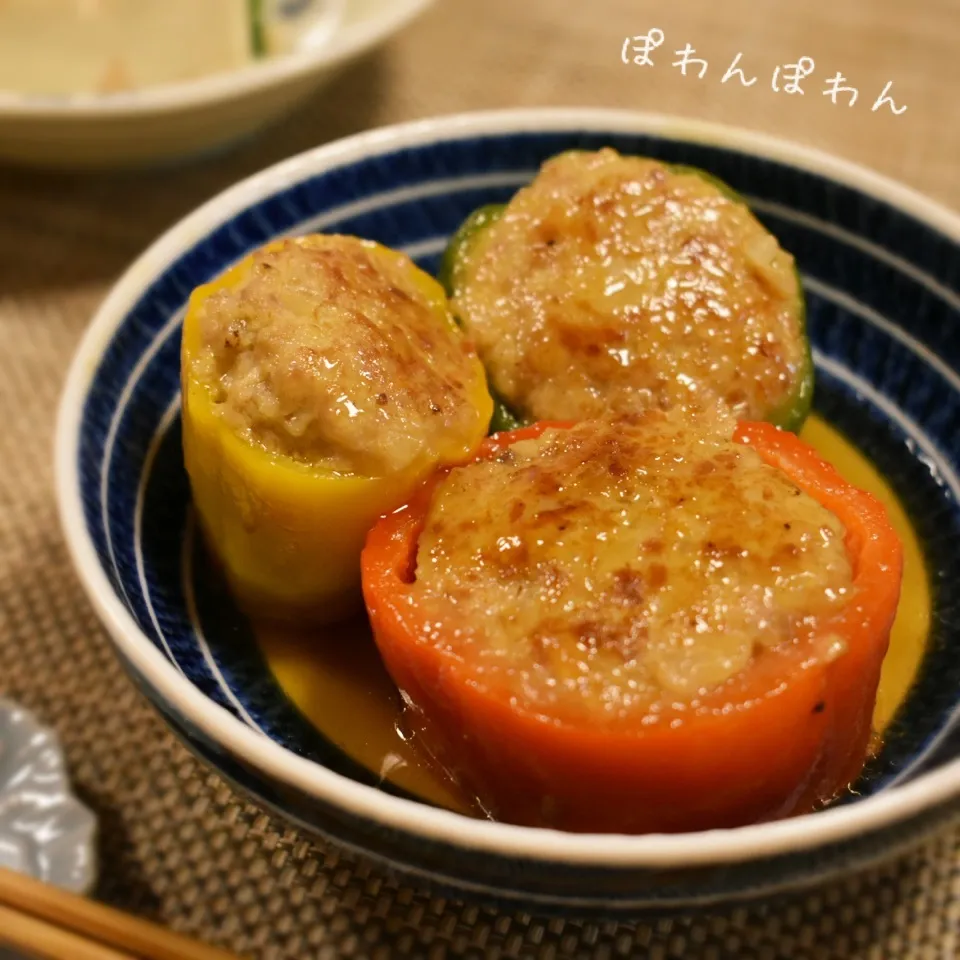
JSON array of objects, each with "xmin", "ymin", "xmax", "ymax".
[{"xmin": 55, "ymin": 109, "xmax": 960, "ymax": 912}]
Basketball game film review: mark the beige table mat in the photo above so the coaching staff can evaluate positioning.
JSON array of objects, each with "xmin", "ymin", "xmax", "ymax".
[{"xmin": 1, "ymin": 0, "xmax": 959, "ymax": 956}]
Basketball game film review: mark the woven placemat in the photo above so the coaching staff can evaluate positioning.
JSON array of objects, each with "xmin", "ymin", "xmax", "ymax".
[{"xmin": 1, "ymin": 1, "xmax": 958, "ymax": 954}]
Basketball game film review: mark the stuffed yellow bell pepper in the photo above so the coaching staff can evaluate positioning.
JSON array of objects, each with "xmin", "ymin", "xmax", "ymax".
[{"xmin": 181, "ymin": 234, "xmax": 493, "ymax": 625}]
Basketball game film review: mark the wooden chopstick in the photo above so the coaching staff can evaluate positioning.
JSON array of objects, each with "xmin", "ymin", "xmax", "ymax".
[
  {"xmin": 0, "ymin": 904, "xmax": 134, "ymax": 960},
  {"xmin": 0, "ymin": 867, "xmax": 240, "ymax": 960}
]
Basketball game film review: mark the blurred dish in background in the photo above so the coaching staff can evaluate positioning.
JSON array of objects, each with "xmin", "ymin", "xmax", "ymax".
[
  {"xmin": 0, "ymin": 0, "xmax": 434, "ymax": 169},
  {"xmin": 0, "ymin": 0, "xmax": 342, "ymax": 96},
  {"xmin": 0, "ymin": 0, "xmax": 253, "ymax": 96},
  {"xmin": 260, "ymin": 0, "xmax": 347, "ymax": 57}
]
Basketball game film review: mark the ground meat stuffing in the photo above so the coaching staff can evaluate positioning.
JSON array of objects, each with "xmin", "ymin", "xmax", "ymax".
[
  {"xmin": 188, "ymin": 234, "xmax": 484, "ymax": 476},
  {"xmin": 411, "ymin": 409, "xmax": 853, "ymax": 721},
  {"xmin": 452, "ymin": 149, "xmax": 806, "ymax": 423}
]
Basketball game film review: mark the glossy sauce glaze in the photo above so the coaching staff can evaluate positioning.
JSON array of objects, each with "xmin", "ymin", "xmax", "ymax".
[
  {"xmin": 411, "ymin": 410, "xmax": 852, "ymax": 711},
  {"xmin": 257, "ymin": 416, "xmax": 930, "ymax": 816},
  {"xmin": 451, "ymin": 149, "xmax": 807, "ymax": 423},
  {"xmin": 188, "ymin": 235, "xmax": 487, "ymax": 477}
]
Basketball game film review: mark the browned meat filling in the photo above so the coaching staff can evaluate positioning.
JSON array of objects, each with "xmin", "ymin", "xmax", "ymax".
[
  {"xmin": 411, "ymin": 411, "xmax": 853, "ymax": 720},
  {"xmin": 452, "ymin": 149, "xmax": 805, "ymax": 422},
  {"xmin": 188, "ymin": 234, "xmax": 485, "ymax": 476}
]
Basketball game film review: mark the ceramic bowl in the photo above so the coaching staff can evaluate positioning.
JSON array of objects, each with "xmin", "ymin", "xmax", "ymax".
[
  {"xmin": 0, "ymin": 0, "xmax": 435, "ymax": 169},
  {"xmin": 0, "ymin": 698, "xmax": 97, "ymax": 894},
  {"xmin": 55, "ymin": 108, "xmax": 960, "ymax": 913}
]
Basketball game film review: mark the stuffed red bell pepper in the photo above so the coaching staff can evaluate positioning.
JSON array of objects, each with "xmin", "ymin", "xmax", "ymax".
[{"xmin": 361, "ymin": 410, "xmax": 902, "ymax": 834}]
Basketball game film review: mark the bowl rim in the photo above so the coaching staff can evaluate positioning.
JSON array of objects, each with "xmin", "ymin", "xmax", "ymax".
[
  {"xmin": 55, "ymin": 106, "xmax": 960, "ymax": 871},
  {"xmin": 0, "ymin": 0, "xmax": 434, "ymax": 119}
]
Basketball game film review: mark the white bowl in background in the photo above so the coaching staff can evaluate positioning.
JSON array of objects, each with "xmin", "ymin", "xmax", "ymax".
[{"xmin": 0, "ymin": 0, "xmax": 436, "ymax": 170}]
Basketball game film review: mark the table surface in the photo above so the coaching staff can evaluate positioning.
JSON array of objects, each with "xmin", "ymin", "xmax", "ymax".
[{"xmin": 1, "ymin": 1, "xmax": 958, "ymax": 958}]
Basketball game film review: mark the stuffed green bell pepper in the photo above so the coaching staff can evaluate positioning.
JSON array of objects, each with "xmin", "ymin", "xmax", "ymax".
[
  {"xmin": 439, "ymin": 148, "xmax": 813, "ymax": 433},
  {"xmin": 182, "ymin": 234, "xmax": 493, "ymax": 625}
]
